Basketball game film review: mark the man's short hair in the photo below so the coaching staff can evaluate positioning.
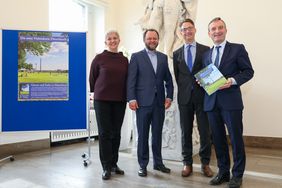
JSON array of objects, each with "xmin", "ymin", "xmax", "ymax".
[
  {"xmin": 208, "ymin": 17, "xmax": 226, "ymax": 31},
  {"xmin": 179, "ymin": 18, "xmax": 195, "ymax": 28},
  {"xmin": 143, "ymin": 29, "xmax": 159, "ymax": 40}
]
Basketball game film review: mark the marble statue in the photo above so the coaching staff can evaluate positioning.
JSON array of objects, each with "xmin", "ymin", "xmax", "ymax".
[{"xmin": 138, "ymin": 0, "xmax": 198, "ymax": 58}]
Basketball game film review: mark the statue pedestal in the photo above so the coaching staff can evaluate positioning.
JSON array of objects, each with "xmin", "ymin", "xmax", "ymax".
[{"xmin": 119, "ymin": 107, "xmax": 132, "ymax": 151}]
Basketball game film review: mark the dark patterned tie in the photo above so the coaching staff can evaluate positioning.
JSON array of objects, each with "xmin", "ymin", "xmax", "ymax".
[{"xmin": 214, "ymin": 46, "xmax": 221, "ymax": 67}]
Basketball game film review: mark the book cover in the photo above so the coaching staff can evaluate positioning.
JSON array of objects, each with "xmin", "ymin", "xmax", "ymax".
[{"xmin": 194, "ymin": 64, "xmax": 227, "ymax": 95}]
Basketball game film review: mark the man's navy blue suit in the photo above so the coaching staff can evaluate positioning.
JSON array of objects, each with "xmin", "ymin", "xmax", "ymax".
[
  {"xmin": 203, "ymin": 42, "xmax": 254, "ymax": 178},
  {"xmin": 127, "ymin": 49, "xmax": 173, "ymax": 169}
]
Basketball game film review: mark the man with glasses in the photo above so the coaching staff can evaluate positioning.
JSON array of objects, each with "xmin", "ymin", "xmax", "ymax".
[{"xmin": 173, "ymin": 18, "xmax": 213, "ymax": 178}]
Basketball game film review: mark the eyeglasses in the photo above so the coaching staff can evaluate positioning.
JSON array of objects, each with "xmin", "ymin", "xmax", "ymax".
[{"xmin": 181, "ymin": 27, "xmax": 194, "ymax": 32}]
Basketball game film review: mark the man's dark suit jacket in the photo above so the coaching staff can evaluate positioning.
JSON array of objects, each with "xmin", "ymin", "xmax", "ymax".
[
  {"xmin": 127, "ymin": 49, "xmax": 173, "ymax": 106},
  {"xmin": 203, "ymin": 42, "xmax": 254, "ymax": 111},
  {"xmin": 173, "ymin": 43, "xmax": 209, "ymax": 104}
]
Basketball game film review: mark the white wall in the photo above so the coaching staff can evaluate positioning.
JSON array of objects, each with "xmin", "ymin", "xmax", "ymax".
[
  {"xmin": 0, "ymin": 0, "xmax": 49, "ymax": 30},
  {"xmin": 114, "ymin": 0, "xmax": 282, "ymax": 138},
  {"xmin": 108, "ymin": 0, "xmax": 145, "ymax": 53}
]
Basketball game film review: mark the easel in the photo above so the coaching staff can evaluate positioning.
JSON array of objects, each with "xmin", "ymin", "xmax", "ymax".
[
  {"xmin": 81, "ymin": 93, "xmax": 94, "ymax": 167},
  {"xmin": 81, "ymin": 122, "xmax": 92, "ymax": 167}
]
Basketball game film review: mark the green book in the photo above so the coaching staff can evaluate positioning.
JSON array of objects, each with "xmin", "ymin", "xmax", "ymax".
[{"xmin": 194, "ymin": 64, "xmax": 227, "ymax": 95}]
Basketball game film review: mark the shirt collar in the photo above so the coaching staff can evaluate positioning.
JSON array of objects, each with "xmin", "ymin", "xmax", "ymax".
[
  {"xmin": 184, "ymin": 41, "xmax": 196, "ymax": 49},
  {"xmin": 213, "ymin": 40, "xmax": 227, "ymax": 49},
  {"xmin": 145, "ymin": 48, "xmax": 156, "ymax": 55}
]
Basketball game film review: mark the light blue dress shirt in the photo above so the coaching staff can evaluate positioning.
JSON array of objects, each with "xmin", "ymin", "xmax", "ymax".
[{"xmin": 146, "ymin": 48, "xmax": 157, "ymax": 73}]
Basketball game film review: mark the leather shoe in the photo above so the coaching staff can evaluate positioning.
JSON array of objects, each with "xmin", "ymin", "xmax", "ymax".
[
  {"xmin": 138, "ymin": 168, "xmax": 147, "ymax": 177},
  {"xmin": 111, "ymin": 166, "xmax": 125, "ymax": 175},
  {"xmin": 228, "ymin": 177, "xmax": 242, "ymax": 188},
  {"xmin": 153, "ymin": 165, "xmax": 171, "ymax": 173},
  {"xmin": 181, "ymin": 165, "xmax": 192, "ymax": 177},
  {"xmin": 102, "ymin": 170, "xmax": 111, "ymax": 180},
  {"xmin": 209, "ymin": 173, "xmax": 230, "ymax": 185},
  {"xmin": 201, "ymin": 165, "xmax": 214, "ymax": 177}
]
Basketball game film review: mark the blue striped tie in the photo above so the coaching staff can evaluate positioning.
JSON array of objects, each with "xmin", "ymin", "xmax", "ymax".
[{"xmin": 187, "ymin": 45, "xmax": 193, "ymax": 71}]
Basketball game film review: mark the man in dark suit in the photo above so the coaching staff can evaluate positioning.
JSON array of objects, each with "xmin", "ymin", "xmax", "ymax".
[
  {"xmin": 127, "ymin": 29, "xmax": 174, "ymax": 177},
  {"xmin": 173, "ymin": 18, "xmax": 213, "ymax": 178},
  {"xmin": 203, "ymin": 17, "xmax": 254, "ymax": 188}
]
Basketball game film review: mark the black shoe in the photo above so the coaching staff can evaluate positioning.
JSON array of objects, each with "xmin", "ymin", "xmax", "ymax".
[
  {"xmin": 138, "ymin": 168, "xmax": 147, "ymax": 177},
  {"xmin": 229, "ymin": 177, "xmax": 242, "ymax": 188},
  {"xmin": 102, "ymin": 170, "xmax": 111, "ymax": 180},
  {"xmin": 209, "ymin": 173, "xmax": 230, "ymax": 185},
  {"xmin": 111, "ymin": 166, "xmax": 125, "ymax": 175},
  {"xmin": 153, "ymin": 165, "xmax": 171, "ymax": 173}
]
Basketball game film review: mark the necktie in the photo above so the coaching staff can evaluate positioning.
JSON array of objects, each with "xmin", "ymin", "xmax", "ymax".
[
  {"xmin": 214, "ymin": 46, "xmax": 221, "ymax": 67},
  {"xmin": 187, "ymin": 45, "xmax": 193, "ymax": 71}
]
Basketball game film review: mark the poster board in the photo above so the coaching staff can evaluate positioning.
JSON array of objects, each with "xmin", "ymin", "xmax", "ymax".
[{"xmin": 1, "ymin": 29, "xmax": 87, "ymax": 131}]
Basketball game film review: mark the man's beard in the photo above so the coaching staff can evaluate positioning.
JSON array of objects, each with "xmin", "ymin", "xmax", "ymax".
[{"xmin": 145, "ymin": 43, "xmax": 158, "ymax": 51}]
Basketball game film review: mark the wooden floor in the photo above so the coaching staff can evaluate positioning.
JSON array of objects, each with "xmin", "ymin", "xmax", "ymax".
[{"xmin": 0, "ymin": 141, "xmax": 282, "ymax": 188}]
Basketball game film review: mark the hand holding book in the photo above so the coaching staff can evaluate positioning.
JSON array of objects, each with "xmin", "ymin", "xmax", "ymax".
[{"xmin": 218, "ymin": 78, "xmax": 232, "ymax": 90}]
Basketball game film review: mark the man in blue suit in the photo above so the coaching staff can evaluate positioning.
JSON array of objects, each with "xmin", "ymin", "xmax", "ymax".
[
  {"xmin": 203, "ymin": 17, "xmax": 254, "ymax": 188},
  {"xmin": 127, "ymin": 29, "xmax": 174, "ymax": 177}
]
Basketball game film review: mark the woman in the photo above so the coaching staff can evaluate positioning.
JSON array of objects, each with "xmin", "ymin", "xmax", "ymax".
[{"xmin": 89, "ymin": 30, "xmax": 128, "ymax": 180}]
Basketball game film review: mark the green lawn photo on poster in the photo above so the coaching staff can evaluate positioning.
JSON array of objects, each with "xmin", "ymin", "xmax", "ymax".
[{"xmin": 18, "ymin": 72, "xmax": 68, "ymax": 83}]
